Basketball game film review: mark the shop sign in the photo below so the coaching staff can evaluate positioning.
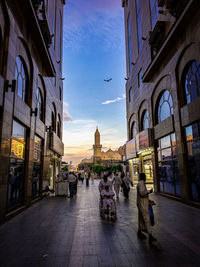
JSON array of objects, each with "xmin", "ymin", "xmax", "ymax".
[
  {"xmin": 126, "ymin": 138, "xmax": 137, "ymax": 160},
  {"xmin": 139, "ymin": 129, "xmax": 153, "ymax": 150}
]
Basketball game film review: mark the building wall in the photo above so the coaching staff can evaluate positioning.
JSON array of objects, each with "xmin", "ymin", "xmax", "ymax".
[
  {"xmin": 123, "ymin": 0, "xmax": 200, "ymax": 204},
  {"xmin": 0, "ymin": 0, "xmax": 65, "ymax": 221}
]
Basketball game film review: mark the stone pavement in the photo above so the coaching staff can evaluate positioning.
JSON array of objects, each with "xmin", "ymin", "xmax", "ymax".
[{"xmin": 0, "ymin": 180, "xmax": 200, "ymax": 267}]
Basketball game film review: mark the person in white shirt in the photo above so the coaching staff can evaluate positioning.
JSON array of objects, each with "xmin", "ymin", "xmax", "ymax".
[{"xmin": 68, "ymin": 172, "xmax": 76, "ymax": 198}]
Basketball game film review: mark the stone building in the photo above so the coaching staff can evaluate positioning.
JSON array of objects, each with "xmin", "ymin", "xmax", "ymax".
[
  {"xmin": 123, "ymin": 0, "xmax": 200, "ymax": 204},
  {"xmin": 0, "ymin": 0, "xmax": 65, "ymax": 221},
  {"xmin": 93, "ymin": 128, "xmax": 122, "ymax": 163}
]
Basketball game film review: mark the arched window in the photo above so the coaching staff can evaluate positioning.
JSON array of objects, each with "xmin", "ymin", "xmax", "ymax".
[
  {"xmin": 130, "ymin": 122, "xmax": 137, "ymax": 139},
  {"xmin": 36, "ymin": 88, "xmax": 43, "ymax": 121},
  {"xmin": 59, "ymin": 87, "xmax": 62, "ymax": 101},
  {"xmin": 57, "ymin": 114, "xmax": 61, "ymax": 138},
  {"xmin": 141, "ymin": 110, "xmax": 149, "ymax": 130},
  {"xmin": 184, "ymin": 60, "xmax": 200, "ymax": 104},
  {"xmin": 51, "ymin": 103, "xmax": 56, "ymax": 132},
  {"xmin": 15, "ymin": 56, "xmax": 28, "ymax": 102},
  {"xmin": 157, "ymin": 90, "xmax": 174, "ymax": 123}
]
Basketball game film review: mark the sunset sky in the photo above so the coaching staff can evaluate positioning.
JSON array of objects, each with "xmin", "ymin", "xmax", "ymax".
[{"xmin": 62, "ymin": 0, "xmax": 127, "ymax": 165}]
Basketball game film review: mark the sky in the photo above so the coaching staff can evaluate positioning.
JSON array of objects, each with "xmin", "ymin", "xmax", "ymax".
[{"xmin": 62, "ymin": 0, "xmax": 127, "ymax": 165}]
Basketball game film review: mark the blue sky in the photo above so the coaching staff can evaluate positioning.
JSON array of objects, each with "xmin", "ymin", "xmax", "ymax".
[{"xmin": 62, "ymin": 0, "xmax": 127, "ymax": 165}]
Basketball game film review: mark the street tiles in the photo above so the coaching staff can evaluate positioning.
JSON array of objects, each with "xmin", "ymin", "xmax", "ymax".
[{"xmin": 0, "ymin": 180, "xmax": 200, "ymax": 267}]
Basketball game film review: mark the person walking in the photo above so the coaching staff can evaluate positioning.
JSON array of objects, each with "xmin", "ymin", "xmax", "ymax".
[
  {"xmin": 122, "ymin": 170, "xmax": 133, "ymax": 200},
  {"xmin": 137, "ymin": 172, "xmax": 157, "ymax": 242},
  {"xmin": 112, "ymin": 172, "xmax": 122, "ymax": 199},
  {"xmin": 85, "ymin": 171, "xmax": 89, "ymax": 187},
  {"xmin": 68, "ymin": 172, "xmax": 76, "ymax": 198}
]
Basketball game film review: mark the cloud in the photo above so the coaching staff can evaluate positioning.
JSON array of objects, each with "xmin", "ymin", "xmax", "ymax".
[
  {"xmin": 101, "ymin": 94, "xmax": 125, "ymax": 105},
  {"xmin": 63, "ymin": 0, "xmax": 124, "ymax": 51},
  {"xmin": 63, "ymin": 102, "xmax": 73, "ymax": 121}
]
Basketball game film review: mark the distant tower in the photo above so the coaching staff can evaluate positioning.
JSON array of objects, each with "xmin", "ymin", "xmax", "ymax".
[{"xmin": 93, "ymin": 127, "xmax": 102, "ymax": 163}]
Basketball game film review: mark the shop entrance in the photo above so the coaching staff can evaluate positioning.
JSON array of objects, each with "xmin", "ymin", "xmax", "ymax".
[
  {"xmin": 129, "ymin": 158, "xmax": 139, "ymax": 185},
  {"xmin": 140, "ymin": 151, "xmax": 154, "ymax": 189}
]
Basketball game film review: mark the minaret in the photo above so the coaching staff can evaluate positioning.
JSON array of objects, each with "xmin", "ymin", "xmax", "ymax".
[{"xmin": 93, "ymin": 127, "xmax": 102, "ymax": 162}]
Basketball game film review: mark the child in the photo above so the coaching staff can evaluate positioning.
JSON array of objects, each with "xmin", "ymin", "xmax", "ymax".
[{"xmin": 101, "ymin": 185, "xmax": 115, "ymax": 214}]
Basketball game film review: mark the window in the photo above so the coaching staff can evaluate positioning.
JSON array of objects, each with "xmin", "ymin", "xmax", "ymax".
[
  {"xmin": 15, "ymin": 56, "xmax": 28, "ymax": 102},
  {"xmin": 127, "ymin": 13, "xmax": 132, "ymax": 73},
  {"xmin": 138, "ymin": 69, "xmax": 143, "ymax": 87},
  {"xmin": 131, "ymin": 122, "xmax": 137, "ymax": 139},
  {"xmin": 157, "ymin": 133, "xmax": 180, "ymax": 196},
  {"xmin": 57, "ymin": 114, "xmax": 61, "ymax": 138},
  {"xmin": 52, "ymin": 103, "xmax": 56, "ymax": 132},
  {"xmin": 8, "ymin": 121, "xmax": 26, "ymax": 208},
  {"xmin": 36, "ymin": 88, "xmax": 43, "ymax": 121},
  {"xmin": 184, "ymin": 60, "xmax": 200, "ymax": 104},
  {"xmin": 149, "ymin": 0, "xmax": 159, "ymax": 29},
  {"xmin": 136, "ymin": 0, "xmax": 143, "ymax": 53},
  {"xmin": 185, "ymin": 120, "xmax": 200, "ymax": 202},
  {"xmin": 142, "ymin": 110, "xmax": 149, "ymax": 130},
  {"xmin": 157, "ymin": 90, "xmax": 174, "ymax": 123},
  {"xmin": 129, "ymin": 87, "xmax": 133, "ymax": 102}
]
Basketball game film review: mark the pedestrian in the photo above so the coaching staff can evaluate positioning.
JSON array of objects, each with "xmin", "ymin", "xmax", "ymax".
[
  {"xmin": 98, "ymin": 173, "xmax": 112, "ymax": 193},
  {"xmin": 85, "ymin": 171, "xmax": 89, "ymax": 187},
  {"xmin": 91, "ymin": 172, "xmax": 94, "ymax": 184},
  {"xmin": 121, "ymin": 170, "xmax": 133, "ymax": 200},
  {"xmin": 112, "ymin": 172, "xmax": 122, "ymax": 199},
  {"xmin": 137, "ymin": 172, "xmax": 157, "ymax": 242},
  {"xmin": 68, "ymin": 172, "xmax": 76, "ymax": 198}
]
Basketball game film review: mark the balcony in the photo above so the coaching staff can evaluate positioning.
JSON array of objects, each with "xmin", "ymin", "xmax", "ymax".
[
  {"xmin": 149, "ymin": 21, "xmax": 166, "ymax": 53},
  {"xmin": 49, "ymin": 131, "xmax": 64, "ymax": 156},
  {"xmin": 158, "ymin": 0, "xmax": 189, "ymax": 18},
  {"xmin": 31, "ymin": 0, "xmax": 52, "ymax": 48}
]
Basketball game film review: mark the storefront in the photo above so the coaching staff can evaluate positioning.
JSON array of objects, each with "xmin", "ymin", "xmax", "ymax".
[
  {"xmin": 157, "ymin": 133, "xmax": 180, "ymax": 196},
  {"xmin": 137, "ymin": 129, "xmax": 154, "ymax": 185},
  {"xmin": 126, "ymin": 129, "xmax": 154, "ymax": 187},
  {"xmin": 185, "ymin": 120, "xmax": 200, "ymax": 202},
  {"xmin": 8, "ymin": 121, "xmax": 26, "ymax": 209}
]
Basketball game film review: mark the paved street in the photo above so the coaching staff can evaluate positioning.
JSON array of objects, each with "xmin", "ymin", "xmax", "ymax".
[{"xmin": 0, "ymin": 180, "xmax": 200, "ymax": 267}]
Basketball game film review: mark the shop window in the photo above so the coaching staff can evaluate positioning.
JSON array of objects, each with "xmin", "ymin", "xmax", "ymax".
[
  {"xmin": 131, "ymin": 122, "xmax": 137, "ymax": 139},
  {"xmin": 36, "ymin": 88, "xmax": 44, "ymax": 122},
  {"xmin": 149, "ymin": 0, "xmax": 159, "ymax": 29},
  {"xmin": 185, "ymin": 120, "xmax": 200, "ymax": 202},
  {"xmin": 136, "ymin": 0, "xmax": 143, "ymax": 53},
  {"xmin": 8, "ymin": 121, "xmax": 26, "ymax": 208},
  {"xmin": 129, "ymin": 87, "xmax": 133, "ymax": 102},
  {"xmin": 141, "ymin": 110, "xmax": 149, "ymax": 130},
  {"xmin": 157, "ymin": 90, "xmax": 174, "ymax": 123},
  {"xmin": 184, "ymin": 60, "xmax": 200, "ymax": 104},
  {"xmin": 127, "ymin": 13, "xmax": 132, "ymax": 73},
  {"xmin": 157, "ymin": 133, "xmax": 180, "ymax": 196},
  {"xmin": 32, "ymin": 136, "xmax": 42, "ymax": 198},
  {"xmin": 15, "ymin": 56, "xmax": 28, "ymax": 102}
]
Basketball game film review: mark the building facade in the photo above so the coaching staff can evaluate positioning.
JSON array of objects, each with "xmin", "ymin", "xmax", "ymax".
[
  {"xmin": 0, "ymin": 0, "xmax": 65, "ymax": 221},
  {"xmin": 93, "ymin": 128, "xmax": 122, "ymax": 163},
  {"xmin": 123, "ymin": 0, "xmax": 200, "ymax": 204}
]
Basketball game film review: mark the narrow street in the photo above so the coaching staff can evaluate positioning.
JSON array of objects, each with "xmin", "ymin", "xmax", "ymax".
[{"xmin": 0, "ymin": 180, "xmax": 200, "ymax": 267}]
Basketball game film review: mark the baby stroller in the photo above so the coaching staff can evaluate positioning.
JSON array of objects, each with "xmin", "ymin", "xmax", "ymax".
[{"xmin": 99, "ymin": 187, "xmax": 117, "ymax": 220}]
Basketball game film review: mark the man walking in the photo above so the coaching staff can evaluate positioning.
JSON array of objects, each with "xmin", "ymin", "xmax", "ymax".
[
  {"xmin": 137, "ymin": 173, "xmax": 157, "ymax": 242},
  {"xmin": 68, "ymin": 172, "xmax": 76, "ymax": 198}
]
